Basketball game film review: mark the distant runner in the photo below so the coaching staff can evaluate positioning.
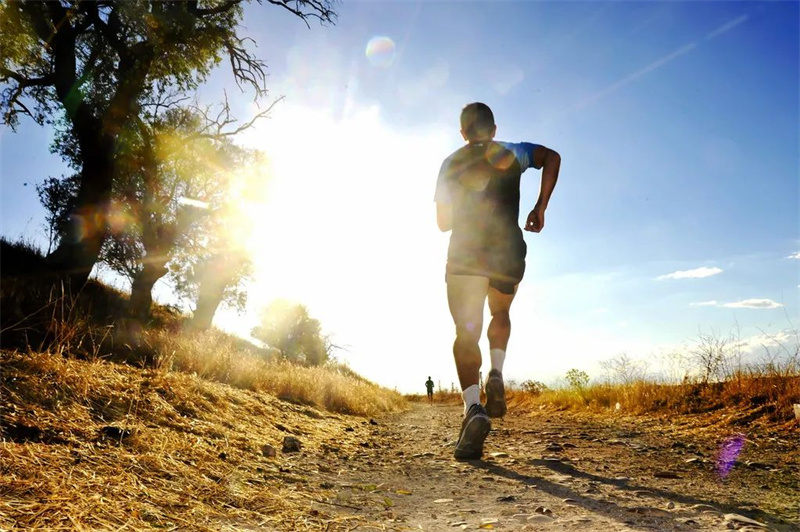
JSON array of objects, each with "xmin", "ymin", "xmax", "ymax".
[
  {"xmin": 425, "ymin": 376, "xmax": 435, "ymax": 405},
  {"xmin": 434, "ymin": 102, "xmax": 561, "ymax": 460}
]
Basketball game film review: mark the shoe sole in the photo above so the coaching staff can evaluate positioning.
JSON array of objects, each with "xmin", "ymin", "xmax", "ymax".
[
  {"xmin": 454, "ymin": 414, "xmax": 491, "ymax": 460},
  {"xmin": 485, "ymin": 377, "xmax": 507, "ymax": 418}
]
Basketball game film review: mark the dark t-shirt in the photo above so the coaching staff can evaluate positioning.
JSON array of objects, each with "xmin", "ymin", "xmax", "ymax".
[
  {"xmin": 434, "ymin": 141, "xmax": 541, "ymax": 282},
  {"xmin": 425, "ymin": 379, "xmax": 434, "ymax": 392}
]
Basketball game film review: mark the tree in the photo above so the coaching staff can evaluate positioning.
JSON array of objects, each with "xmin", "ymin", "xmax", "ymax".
[
  {"xmin": 38, "ymin": 98, "xmax": 269, "ymax": 322},
  {"xmin": 35, "ymin": 174, "xmax": 80, "ymax": 254},
  {"xmin": 521, "ymin": 379, "xmax": 548, "ymax": 395},
  {"xmin": 599, "ymin": 352, "xmax": 647, "ymax": 386},
  {"xmin": 173, "ymin": 233, "xmax": 253, "ymax": 331},
  {"xmin": 1, "ymin": 0, "xmax": 336, "ymax": 288},
  {"xmin": 251, "ymin": 300, "xmax": 330, "ymax": 366},
  {"xmin": 565, "ymin": 368, "xmax": 590, "ymax": 393}
]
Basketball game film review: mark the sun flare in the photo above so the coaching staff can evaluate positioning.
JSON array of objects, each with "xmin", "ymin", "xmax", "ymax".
[{"xmin": 215, "ymin": 103, "xmax": 453, "ymax": 357}]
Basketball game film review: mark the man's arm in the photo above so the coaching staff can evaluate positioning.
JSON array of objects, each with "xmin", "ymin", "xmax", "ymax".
[
  {"xmin": 525, "ymin": 146, "xmax": 561, "ymax": 233},
  {"xmin": 436, "ymin": 202, "xmax": 452, "ymax": 232}
]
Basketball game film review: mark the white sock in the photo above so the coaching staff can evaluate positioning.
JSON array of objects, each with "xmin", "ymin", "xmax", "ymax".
[
  {"xmin": 462, "ymin": 384, "xmax": 480, "ymax": 413},
  {"xmin": 490, "ymin": 348, "xmax": 506, "ymax": 374}
]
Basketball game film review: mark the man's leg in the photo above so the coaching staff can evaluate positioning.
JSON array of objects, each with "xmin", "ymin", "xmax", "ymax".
[
  {"xmin": 484, "ymin": 284, "xmax": 518, "ymax": 417},
  {"xmin": 446, "ymin": 274, "xmax": 492, "ymax": 459},
  {"xmin": 446, "ymin": 274, "xmax": 489, "ymax": 395}
]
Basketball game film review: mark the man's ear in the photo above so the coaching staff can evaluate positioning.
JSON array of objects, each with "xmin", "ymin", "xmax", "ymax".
[
  {"xmin": 490, "ymin": 125, "xmax": 497, "ymax": 139},
  {"xmin": 460, "ymin": 129, "xmax": 469, "ymax": 142}
]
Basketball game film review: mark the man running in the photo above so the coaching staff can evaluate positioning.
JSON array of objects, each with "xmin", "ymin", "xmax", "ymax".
[
  {"xmin": 425, "ymin": 376, "xmax": 435, "ymax": 405},
  {"xmin": 434, "ymin": 102, "xmax": 561, "ymax": 460}
]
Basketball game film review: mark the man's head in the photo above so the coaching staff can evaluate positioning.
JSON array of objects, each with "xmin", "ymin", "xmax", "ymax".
[{"xmin": 460, "ymin": 102, "xmax": 496, "ymax": 142}]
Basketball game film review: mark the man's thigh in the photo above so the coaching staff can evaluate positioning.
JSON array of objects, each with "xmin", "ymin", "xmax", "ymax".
[
  {"xmin": 446, "ymin": 274, "xmax": 489, "ymax": 338},
  {"xmin": 487, "ymin": 283, "xmax": 518, "ymax": 315}
]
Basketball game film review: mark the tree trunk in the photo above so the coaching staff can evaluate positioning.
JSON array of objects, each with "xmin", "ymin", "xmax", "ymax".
[
  {"xmin": 187, "ymin": 254, "xmax": 232, "ymax": 332},
  {"xmin": 45, "ymin": 136, "xmax": 115, "ymax": 289},
  {"xmin": 189, "ymin": 280, "xmax": 226, "ymax": 331},
  {"xmin": 129, "ymin": 262, "xmax": 169, "ymax": 322}
]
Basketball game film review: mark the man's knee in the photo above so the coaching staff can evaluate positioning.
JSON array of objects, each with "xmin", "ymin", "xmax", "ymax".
[
  {"xmin": 491, "ymin": 306, "xmax": 510, "ymax": 319},
  {"xmin": 455, "ymin": 328, "xmax": 481, "ymax": 348}
]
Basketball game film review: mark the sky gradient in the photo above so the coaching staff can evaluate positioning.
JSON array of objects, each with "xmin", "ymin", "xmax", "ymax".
[{"xmin": 2, "ymin": 1, "xmax": 798, "ymax": 393}]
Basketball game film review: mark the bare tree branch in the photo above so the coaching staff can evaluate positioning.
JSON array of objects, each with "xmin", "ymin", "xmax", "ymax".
[
  {"xmin": 189, "ymin": 94, "xmax": 284, "ymax": 139},
  {"xmin": 263, "ymin": 0, "xmax": 338, "ymax": 29},
  {"xmin": 225, "ymin": 35, "xmax": 268, "ymax": 96}
]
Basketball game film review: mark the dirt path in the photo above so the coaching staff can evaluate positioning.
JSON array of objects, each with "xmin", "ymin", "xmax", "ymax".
[{"xmin": 293, "ymin": 403, "xmax": 799, "ymax": 532}]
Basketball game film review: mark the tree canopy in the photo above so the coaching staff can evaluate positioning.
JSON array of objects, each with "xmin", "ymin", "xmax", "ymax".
[
  {"xmin": 251, "ymin": 300, "xmax": 331, "ymax": 366},
  {"xmin": 0, "ymin": 0, "xmax": 337, "ymax": 287}
]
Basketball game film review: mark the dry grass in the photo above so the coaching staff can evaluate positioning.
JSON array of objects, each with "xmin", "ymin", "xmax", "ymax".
[
  {"xmin": 507, "ymin": 372, "xmax": 800, "ymax": 425},
  {"xmin": 0, "ymin": 349, "xmax": 399, "ymax": 531},
  {"xmin": 1, "ymin": 268, "xmax": 405, "ymax": 418},
  {"xmin": 138, "ymin": 328, "xmax": 406, "ymax": 417},
  {"xmin": 0, "ymin": 262, "xmax": 406, "ymax": 530}
]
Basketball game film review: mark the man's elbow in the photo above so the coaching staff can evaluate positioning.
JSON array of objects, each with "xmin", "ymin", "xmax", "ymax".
[{"xmin": 545, "ymin": 149, "xmax": 561, "ymax": 167}]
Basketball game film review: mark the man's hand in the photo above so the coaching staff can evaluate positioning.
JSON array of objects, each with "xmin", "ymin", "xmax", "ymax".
[{"xmin": 525, "ymin": 204, "xmax": 545, "ymax": 233}]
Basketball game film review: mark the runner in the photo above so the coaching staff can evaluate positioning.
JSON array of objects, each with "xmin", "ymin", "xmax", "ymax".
[
  {"xmin": 434, "ymin": 102, "xmax": 561, "ymax": 460},
  {"xmin": 425, "ymin": 376, "xmax": 435, "ymax": 405}
]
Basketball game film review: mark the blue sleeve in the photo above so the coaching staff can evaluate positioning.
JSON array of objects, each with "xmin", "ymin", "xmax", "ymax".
[{"xmin": 498, "ymin": 142, "xmax": 542, "ymax": 172}]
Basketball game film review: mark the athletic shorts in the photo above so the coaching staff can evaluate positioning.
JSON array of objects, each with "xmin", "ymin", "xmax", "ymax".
[{"xmin": 445, "ymin": 239, "xmax": 526, "ymax": 295}]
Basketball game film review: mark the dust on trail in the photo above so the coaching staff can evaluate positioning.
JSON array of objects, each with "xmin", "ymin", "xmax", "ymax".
[{"xmin": 299, "ymin": 403, "xmax": 799, "ymax": 532}]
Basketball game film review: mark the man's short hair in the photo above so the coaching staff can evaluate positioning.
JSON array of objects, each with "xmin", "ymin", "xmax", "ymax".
[{"xmin": 460, "ymin": 102, "xmax": 495, "ymax": 141}]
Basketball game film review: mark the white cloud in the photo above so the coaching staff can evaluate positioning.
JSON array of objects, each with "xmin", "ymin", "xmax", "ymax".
[
  {"xmin": 736, "ymin": 329, "xmax": 797, "ymax": 356},
  {"xmin": 690, "ymin": 300, "xmax": 719, "ymax": 307},
  {"xmin": 722, "ymin": 299, "xmax": 783, "ymax": 309},
  {"xmin": 657, "ymin": 266, "xmax": 723, "ymax": 280},
  {"xmin": 786, "ymin": 251, "xmax": 800, "ymax": 260}
]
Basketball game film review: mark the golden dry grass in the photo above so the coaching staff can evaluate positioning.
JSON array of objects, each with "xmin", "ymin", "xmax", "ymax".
[
  {"xmin": 141, "ymin": 328, "xmax": 406, "ymax": 417},
  {"xmin": 0, "ymin": 349, "xmax": 402, "ymax": 531},
  {"xmin": 506, "ymin": 373, "xmax": 800, "ymax": 425}
]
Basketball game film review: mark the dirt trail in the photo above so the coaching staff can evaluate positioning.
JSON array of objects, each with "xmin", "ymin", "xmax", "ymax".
[{"xmin": 296, "ymin": 403, "xmax": 799, "ymax": 532}]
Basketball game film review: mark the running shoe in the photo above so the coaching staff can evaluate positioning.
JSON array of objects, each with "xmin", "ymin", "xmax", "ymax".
[
  {"xmin": 454, "ymin": 403, "xmax": 491, "ymax": 460},
  {"xmin": 484, "ymin": 369, "xmax": 507, "ymax": 418}
]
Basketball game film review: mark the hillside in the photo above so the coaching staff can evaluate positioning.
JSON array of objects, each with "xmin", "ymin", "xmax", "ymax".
[
  {"xmin": 0, "ymin": 349, "xmax": 405, "ymax": 531},
  {"xmin": 2, "ymin": 349, "xmax": 799, "ymax": 531}
]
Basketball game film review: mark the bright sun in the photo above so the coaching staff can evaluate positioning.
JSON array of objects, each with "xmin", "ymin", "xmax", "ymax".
[{"xmin": 217, "ymin": 102, "xmax": 453, "ymax": 353}]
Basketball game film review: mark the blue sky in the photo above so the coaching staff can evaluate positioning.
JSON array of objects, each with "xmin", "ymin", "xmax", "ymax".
[{"xmin": 2, "ymin": 1, "xmax": 798, "ymax": 392}]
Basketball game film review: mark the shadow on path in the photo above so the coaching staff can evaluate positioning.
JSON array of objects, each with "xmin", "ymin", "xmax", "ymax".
[{"xmin": 467, "ymin": 459, "xmax": 794, "ymax": 531}]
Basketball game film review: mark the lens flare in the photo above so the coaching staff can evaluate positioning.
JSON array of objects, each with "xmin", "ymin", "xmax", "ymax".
[
  {"xmin": 716, "ymin": 433, "xmax": 745, "ymax": 478},
  {"xmin": 365, "ymin": 36, "xmax": 396, "ymax": 68}
]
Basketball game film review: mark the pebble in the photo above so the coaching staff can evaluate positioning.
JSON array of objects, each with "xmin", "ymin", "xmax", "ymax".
[
  {"xmin": 526, "ymin": 514, "xmax": 554, "ymax": 523},
  {"xmin": 434, "ymin": 498, "xmax": 454, "ymax": 503},
  {"xmin": 282, "ymin": 436, "xmax": 302, "ymax": 453},
  {"xmin": 261, "ymin": 444, "xmax": 277, "ymax": 458}
]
